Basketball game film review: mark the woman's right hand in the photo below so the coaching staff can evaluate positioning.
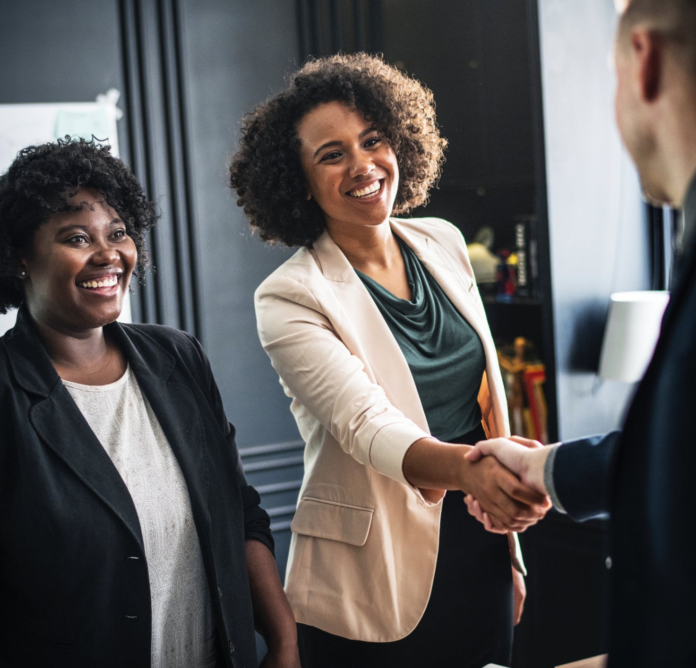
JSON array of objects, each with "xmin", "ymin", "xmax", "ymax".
[
  {"xmin": 456, "ymin": 446, "xmax": 551, "ymax": 532},
  {"xmin": 403, "ymin": 437, "xmax": 550, "ymax": 532}
]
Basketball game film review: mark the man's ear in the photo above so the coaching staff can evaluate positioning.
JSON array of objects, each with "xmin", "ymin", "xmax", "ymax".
[{"xmin": 632, "ymin": 28, "xmax": 662, "ymax": 102}]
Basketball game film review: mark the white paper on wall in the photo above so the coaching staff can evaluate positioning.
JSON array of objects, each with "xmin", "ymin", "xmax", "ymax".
[{"xmin": 0, "ymin": 89, "xmax": 130, "ymax": 335}]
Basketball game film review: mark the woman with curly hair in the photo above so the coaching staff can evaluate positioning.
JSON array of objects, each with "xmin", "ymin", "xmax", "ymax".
[
  {"xmin": 230, "ymin": 53, "xmax": 550, "ymax": 667},
  {"xmin": 0, "ymin": 138, "xmax": 300, "ymax": 668}
]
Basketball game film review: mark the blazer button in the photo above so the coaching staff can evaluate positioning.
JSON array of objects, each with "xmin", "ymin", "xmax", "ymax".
[
  {"xmin": 229, "ymin": 640, "xmax": 235, "ymax": 657},
  {"xmin": 127, "ymin": 555, "xmax": 140, "ymax": 561},
  {"xmin": 125, "ymin": 614, "xmax": 138, "ymax": 620},
  {"xmin": 605, "ymin": 556, "xmax": 613, "ymax": 570}
]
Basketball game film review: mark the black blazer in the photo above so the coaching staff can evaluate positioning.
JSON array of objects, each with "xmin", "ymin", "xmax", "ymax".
[
  {"xmin": 0, "ymin": 306, "xmax": 273, "ymax": 668},
  {"xmin": 552, "ymin": 187, "xmax": 696, "ymax": 666}
]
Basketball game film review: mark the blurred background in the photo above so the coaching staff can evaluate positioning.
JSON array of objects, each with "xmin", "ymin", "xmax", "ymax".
[{"xmin": 0, "ymin": 1, "xmax": 668, "ymax": 665}]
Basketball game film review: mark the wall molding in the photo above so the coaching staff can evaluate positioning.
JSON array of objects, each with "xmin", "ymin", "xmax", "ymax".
[{"xmin": 118, "ymin": 0, "xmax": 200, "ymax": 336}]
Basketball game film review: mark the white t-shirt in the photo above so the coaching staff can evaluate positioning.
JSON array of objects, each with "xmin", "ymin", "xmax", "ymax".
[{"xmin": 64, "ymin": 366, "xmax": 218, "ymax": 668}]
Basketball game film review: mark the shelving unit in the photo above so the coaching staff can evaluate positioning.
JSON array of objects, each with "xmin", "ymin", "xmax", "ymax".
[{"xmin": 382, "ymin": 0, "xmax": 558, "ymax": 443}]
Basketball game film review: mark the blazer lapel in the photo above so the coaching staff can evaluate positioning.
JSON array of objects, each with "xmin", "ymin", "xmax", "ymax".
[
  {"xmin": 6, "ymin": 309, "xmax": 145, "ymax": 550},
  {"xmin": 311, "ymin": 220, "xmax": 508, "ymax": 439},
  {"xmin": 113, "ymin": 325, "xmax": 213, "ymax": 539},
  {"xmin": 392, "ymin": 220, "xmax": 508, "ymax": 436},
  {"xmin": 31, "ymin": 390, "xmax": 146, "ymax": 550},
  {"xmin": 392, "ymin": 221, "xmax": 490, "ymax": 334},
  {"xmin": 311, "ymin": 230, "xmax": 429, "ymax": 432}
]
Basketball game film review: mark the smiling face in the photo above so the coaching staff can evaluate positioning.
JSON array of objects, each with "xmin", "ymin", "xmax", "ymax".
[
  {"xmin": 21, "ymin": 189, "xmax": 137, "ymax": 335},
  {"xmin": 296, "ymin": 101, "xmax": 399, "ymax": 236}
]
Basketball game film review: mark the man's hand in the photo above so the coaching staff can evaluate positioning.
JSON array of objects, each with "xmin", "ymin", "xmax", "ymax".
[
  {"xmin": 456, "ymin": 448, "xmax": 551, "ymax": 533},
  {"xmin": 463, "ymin": 436, "xmax": 555, "ymax": 533},
  {"xmin": 466, "ymin": 436, "xmax": 552, "ymax": 494}
]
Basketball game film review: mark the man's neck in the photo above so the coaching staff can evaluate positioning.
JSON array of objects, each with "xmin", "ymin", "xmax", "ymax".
[{"xmin": 659, "ymin": 89, "xmax": 696, "ymax": 207}]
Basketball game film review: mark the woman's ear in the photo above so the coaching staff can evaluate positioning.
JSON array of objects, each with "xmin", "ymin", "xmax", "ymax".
[{"xmin": 15, "ymin": 254, "xmax": 28, "ymax": 279}]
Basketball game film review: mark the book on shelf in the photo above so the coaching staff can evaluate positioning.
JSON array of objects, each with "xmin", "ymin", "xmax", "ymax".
[
  {"xmin": 513, "ymin": 216, "xmax": 539, "ymax": 299},
  {"xmin": 497, "ymin": 338, "xmax": 548, "ymax": 443}
]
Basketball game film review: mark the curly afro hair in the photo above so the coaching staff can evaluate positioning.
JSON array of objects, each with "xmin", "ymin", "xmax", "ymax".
[
  {"xmin": 229, "ymin": 52, "xmax": 448, "ymax": 247},
  {"xmin": 0, "ymin": 137, "xmax": 157, "ymax": 314}
]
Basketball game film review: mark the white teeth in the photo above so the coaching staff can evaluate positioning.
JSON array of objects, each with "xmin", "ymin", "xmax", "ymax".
[
  {"xmin": 78, "ymin": 276, "xmax": 118, "ymax": 289},
  {"xmin": 349, "ymin": 181, "xmax": 381, "ymax": 198}
]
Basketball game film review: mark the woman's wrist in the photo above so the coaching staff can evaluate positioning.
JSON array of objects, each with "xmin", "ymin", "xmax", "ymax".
[
  {"xmin": 453, "ymin": 445, "xmax": 479, "ymax": 494},
  {"xmin": 403, "ymin": 437, "xmax": 472, "ymax": 492}
]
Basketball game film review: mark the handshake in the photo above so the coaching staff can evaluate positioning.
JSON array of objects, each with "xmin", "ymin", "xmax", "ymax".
[{"xmin": 462, "ymin": 436, "xmax": 557, "ymax": 534}]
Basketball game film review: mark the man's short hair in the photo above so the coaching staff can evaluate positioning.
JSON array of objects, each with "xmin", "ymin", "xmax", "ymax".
[{"xmin": 619, "ymin": 0, "xmax": 696, "ymax": 76}]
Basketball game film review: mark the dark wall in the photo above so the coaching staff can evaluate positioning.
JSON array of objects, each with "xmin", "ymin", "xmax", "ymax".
[
  {"xmin": 176, "ymin": 0, "xmax": 301, "ymax": 447},
  {"xmin": 0, "ymin": 1, "xmax": 124, "ymax": 104},
  {"xmin": 382, "ymin": 0, "xmax": 537, "ymax": 249}
]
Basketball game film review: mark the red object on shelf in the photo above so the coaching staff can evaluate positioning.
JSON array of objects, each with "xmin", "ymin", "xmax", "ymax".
[{"xmin": 523, "ymin": 366, "xmax": 547, "ymax": 443}]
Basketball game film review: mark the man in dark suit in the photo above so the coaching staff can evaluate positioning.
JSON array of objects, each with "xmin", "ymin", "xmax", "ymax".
[{"xmin": 466, "ymin": 0, "xmax": 696, "ymax": 665}]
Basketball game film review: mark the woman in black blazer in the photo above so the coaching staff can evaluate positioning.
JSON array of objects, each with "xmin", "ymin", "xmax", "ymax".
[{"xmin": 0, "ymin": 138, "xmax": 300, "ymax": 668}]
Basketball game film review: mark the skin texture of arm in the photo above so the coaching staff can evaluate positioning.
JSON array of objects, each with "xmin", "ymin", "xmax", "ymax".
[{"xmin": 245, "ymin": 540, "xmax": 301, "ymax": 668}]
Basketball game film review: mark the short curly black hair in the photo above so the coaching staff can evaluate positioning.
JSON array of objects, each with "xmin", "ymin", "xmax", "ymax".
[
  {"xmin": 0, "ymin": 137, "xmax": 157, "ymax": 314},
  {"xmin": 229, "ymin": 53, "xmax": 448, "ymax": 247}
]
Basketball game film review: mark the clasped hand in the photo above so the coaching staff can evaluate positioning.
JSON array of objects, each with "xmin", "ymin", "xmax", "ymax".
[{"xmin": 461, "ymin": 436, "xmax": 552, "ymax": 534}]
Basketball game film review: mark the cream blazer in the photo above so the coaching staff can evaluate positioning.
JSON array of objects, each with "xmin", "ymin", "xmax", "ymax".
[{"xmin": 255, "ymin": 217, "xmax": 524, "ymax": 642}]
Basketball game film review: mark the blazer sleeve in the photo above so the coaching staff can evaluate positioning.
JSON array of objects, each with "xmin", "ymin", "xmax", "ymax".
[
  {"xmin": 551, "ymin": 430, "xmax": 621, "ymax": 521},
  {"xmin": 255, "ymin": 275, "xmax": 431, "ymax": 497},
  {"xmin": 185, "ymin": 332, "xmax": 274, "ymax": 553}
]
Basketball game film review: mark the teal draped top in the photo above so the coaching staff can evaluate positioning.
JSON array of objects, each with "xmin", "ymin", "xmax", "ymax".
[{"xmin": 356, "ymin": 235, "xmax": 486, "ymax": 442}]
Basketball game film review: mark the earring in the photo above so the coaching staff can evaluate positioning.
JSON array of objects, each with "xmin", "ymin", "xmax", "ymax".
[{"xmin": 19, "ymin": 270, "xmax": 26, "ymax": 278}]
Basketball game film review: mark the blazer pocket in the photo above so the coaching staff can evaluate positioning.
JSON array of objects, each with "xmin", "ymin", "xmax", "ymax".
[{"xmin": 291, "ymin": 497, "xmax": 374, "ymax": 547}]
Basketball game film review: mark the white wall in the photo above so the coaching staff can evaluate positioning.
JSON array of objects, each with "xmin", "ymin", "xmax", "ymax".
[{"xmin": 539, "ymin": 0, "xmax": 650, "ymax": 440}]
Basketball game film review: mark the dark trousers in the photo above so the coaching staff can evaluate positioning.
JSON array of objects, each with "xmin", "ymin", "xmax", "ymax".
[{"xmin": 298, "ymin": 425, "xmax": 514, "ymax": 668}]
